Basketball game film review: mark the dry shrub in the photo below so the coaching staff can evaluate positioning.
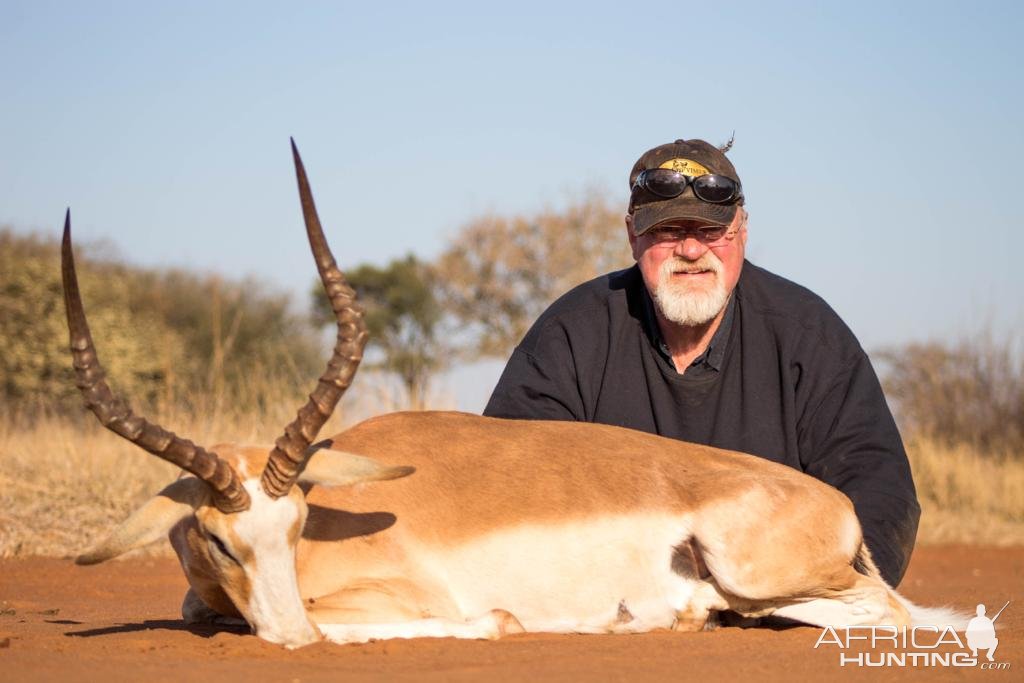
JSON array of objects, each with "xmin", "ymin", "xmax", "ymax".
[
  {"xmin": 879, "ymin": 335, "xmax": 1024, "ymax": 455},
  {"xmin": 0, "ymin": 229, "xmax": 190, "ymax": 407},
  {"xmin": 0, "ymin": 227, "xmax": 324, "ymax": 417}
]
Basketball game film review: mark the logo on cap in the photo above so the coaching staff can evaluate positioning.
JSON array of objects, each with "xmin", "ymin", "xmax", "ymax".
[{"xmin": 658, "ymin": 158, "xmax": 711, "ymax": 176}]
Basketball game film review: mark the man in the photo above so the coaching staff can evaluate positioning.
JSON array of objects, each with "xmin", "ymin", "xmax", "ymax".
[{"xmin": 484, "ymin": 137, "xmax": 920, "ymax": 587}]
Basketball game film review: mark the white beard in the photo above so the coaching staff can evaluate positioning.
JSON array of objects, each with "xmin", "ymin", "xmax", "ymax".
[{"xmin": 650, "ymin": 252, "xmax": 730, "ymax": 327}]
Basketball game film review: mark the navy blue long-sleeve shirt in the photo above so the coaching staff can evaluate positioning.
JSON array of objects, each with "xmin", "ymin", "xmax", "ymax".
[{"xmin": 484, "ymin": 261, "xmax": 920, "ymax": 586}]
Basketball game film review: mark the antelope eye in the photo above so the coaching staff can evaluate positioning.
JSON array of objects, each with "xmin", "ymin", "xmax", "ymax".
[{"xmin": 208, "ymin": 533, "xmax": 239, "ymax": 564}]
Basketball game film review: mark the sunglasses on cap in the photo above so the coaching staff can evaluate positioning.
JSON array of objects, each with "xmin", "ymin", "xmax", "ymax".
[{"xmin": 632, "ymin": 168, "xmax": 743, "ymax": 204}]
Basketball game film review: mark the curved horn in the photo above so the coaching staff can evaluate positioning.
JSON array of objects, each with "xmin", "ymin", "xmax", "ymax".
[
  {"xmin": 61, "ymin": 212, "xmax": 251, "ymax": 513},
  {"xmin": 260, "ymin": 141, "xmax": 368, "ymax": 498}
]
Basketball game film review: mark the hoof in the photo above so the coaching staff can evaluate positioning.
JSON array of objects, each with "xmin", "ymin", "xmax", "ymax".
[
  {"xmin": 671, "ymin": 616, "xmax": 709, "ymax": 632},
  {"xmin": 489, "ymin": 609, "xmax": 526, "ymax": 637}
]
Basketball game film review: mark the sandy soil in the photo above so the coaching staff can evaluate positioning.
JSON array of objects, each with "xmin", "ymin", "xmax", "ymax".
[{"xmin": 0, "ymin": 546, "xmax": 1020, "ymax": 682}]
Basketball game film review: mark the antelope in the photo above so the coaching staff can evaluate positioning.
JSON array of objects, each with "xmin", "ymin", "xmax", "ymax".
[{"xmin": 64, "ymin": 141, "xmax": 960, "ymax": 648}]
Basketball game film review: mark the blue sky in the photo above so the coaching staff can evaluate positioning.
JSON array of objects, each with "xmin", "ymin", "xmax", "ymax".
[{"xmin": 3, "ymin": 1, "xmax": 1022, "ymax": 410}]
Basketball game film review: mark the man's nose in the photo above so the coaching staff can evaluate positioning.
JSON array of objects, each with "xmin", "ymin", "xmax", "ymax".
[{"xmin": 673, "ymin": 236, "xmax": 709, "ymax": 260}]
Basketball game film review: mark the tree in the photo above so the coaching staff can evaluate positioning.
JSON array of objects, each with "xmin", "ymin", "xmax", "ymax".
[
  {"xmin": 434, "ymin": 189, "xmax": 633, "ymax": 358},
  {"xmin": 312, "ymin": 255, "xmax": 451, "ymax": 408}
]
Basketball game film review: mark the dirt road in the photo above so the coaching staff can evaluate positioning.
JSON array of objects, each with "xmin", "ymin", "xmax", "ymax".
[{"xmin": 1, "ymin": 546, "xmax": 1019, "ymax": 682}]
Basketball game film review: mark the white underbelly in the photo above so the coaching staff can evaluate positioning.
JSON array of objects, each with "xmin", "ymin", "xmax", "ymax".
[{"xmin": 418, "ymin": 513, "xmax": 698, "ymax": 632}]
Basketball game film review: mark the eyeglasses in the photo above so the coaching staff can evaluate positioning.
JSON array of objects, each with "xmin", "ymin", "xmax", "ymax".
[
  {"xmin": 647, "ymin": 224, "xmax": 739, "ymax": 248},
  {"xmin": 633, "ymin": 168, "xmax": 743, "ymax": 204}
]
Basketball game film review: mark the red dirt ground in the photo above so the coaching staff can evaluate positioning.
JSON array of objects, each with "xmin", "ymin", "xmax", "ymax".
[{"xmin": 0, "ymin": 546, "xmax": 1020, "ymax": 682}]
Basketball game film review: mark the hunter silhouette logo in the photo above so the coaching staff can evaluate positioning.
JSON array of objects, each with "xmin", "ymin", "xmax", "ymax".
[{"xmin": 966, "ymin": 602, "xmax": 1009, "ymax": 662}]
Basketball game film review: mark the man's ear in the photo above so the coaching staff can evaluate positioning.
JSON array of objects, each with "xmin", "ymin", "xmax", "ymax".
[
  {"xmin": 737, "ymin": 207, "xmax": 749, "ymax": 246},
  {"xmin": 625, "ymin": 214, "xmax": 640, "ymax": 260}
]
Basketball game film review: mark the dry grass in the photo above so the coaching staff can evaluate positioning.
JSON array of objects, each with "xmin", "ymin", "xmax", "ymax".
[
  {"xmin": 878, "ymin": 333, "xmax": 1024, "ymax": 545},
  {"xmin": 0, "ymin": 413, "xmax": 180, "ymax": 558},
  {"xmin": 0, "ymin": 370, "xmax": 442, "ymax": 559},
  {"xmin": 907, "ymin": 437, "xmax": 1024, "ymax": 545}
]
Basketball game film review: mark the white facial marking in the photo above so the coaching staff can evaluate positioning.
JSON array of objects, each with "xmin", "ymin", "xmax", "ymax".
[{"xmin": 230, "ymin": 479, "xmax": 320, "ymax": 647}]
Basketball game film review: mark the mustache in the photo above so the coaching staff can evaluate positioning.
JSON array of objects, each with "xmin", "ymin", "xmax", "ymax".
[{"xmin": 659, "ymin": 253, "xmax": 723, "ymax": 276}]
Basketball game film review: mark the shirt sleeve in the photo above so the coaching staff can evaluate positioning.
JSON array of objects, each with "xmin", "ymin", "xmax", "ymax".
[
  {"xmin": 483, "ymin": 322, "xmax": 586, "ymax": 421},
  {"xmin": 797, "ymin": 352, "xmax": 921, "ymax": 587}
]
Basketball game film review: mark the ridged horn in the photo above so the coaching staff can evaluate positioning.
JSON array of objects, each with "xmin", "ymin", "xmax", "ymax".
[
  {"xmin": 61, "ymin": 211, "xmax": 251, "ymax": 513},
  {"xmin": 260, "ymin": 140, "xmax": 368, "ymax": 498}
]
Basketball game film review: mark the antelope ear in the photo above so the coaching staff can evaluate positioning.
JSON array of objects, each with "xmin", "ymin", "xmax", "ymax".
[
  {"xmin": 76, "ymin": 477, "xmax": 209, "ymax": 565},
  {"xmin": 299, "ymin": 447, "xmax": 415, "ymax": 487}
]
